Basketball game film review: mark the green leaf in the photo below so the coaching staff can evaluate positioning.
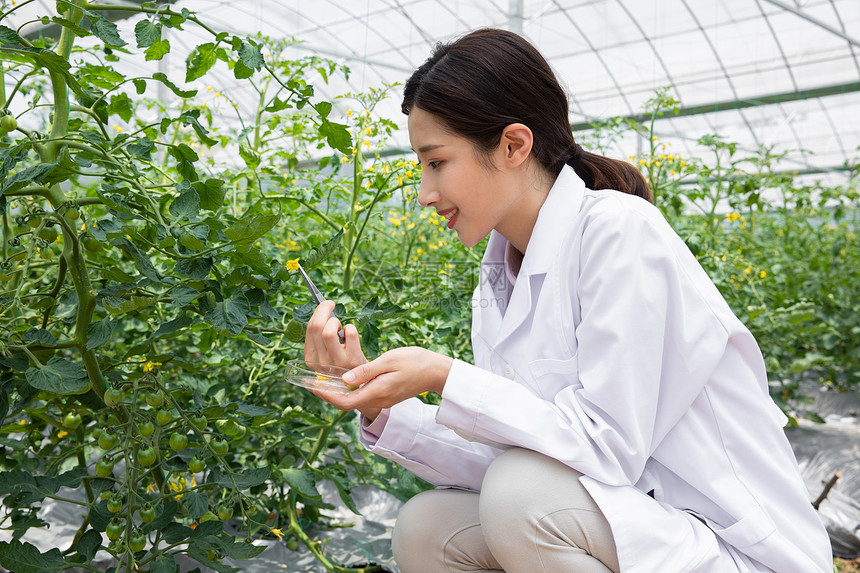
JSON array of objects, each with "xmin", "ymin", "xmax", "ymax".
[
  {"xmin": 133, "ymin": 78, "xmax": 146, "ymax": 94},
  {"xmin": 152, "ymin": 72, "xmax": 197, "ymax": 98},
  {"xmin": 50, "ymin": 16, "xmax": 91, "ymax": 37},
  {"xmin": 281, "ymin": 468, "xmax": 320, "ymax": 500},
  {"xmin": 237, "ymin": 42, "xmax": 264, "ymax": 70},
  {"xmin": 145, "ymin": 38, "xmax": 171, "ymax": 61},
  {"xmin": 0, "ymin": 541, "xmax": 67, "ymax": 573},
  {"xmin": 85, "ymin": 319, "xmax": 115, "ymax": 350},
  {"xmin": 103, "ymin": 295, "xmax": 160, "ymax": 315},
  {"xmin": 174, "ymin": 257, "xmax": 212, "ymax": 280},
  {"xmin": 90, "ymin": 17, "xmax": 126, "ymax": 47},
  {"xmin": 193, "ymin": 179, "xmax": 226, "ymax": 211},
  {"xmin": 179, "ymin": 230, "xmax": 206, "ymax": 251},
  {"xmin": 303, "ymin": 229, "xmax": 343, "ymax": 269},
  {"xmin": 76, "ymin": 530, "xmax": 101, "ymax": 563},
  {"xmin": 150, "ymin": 554, "xmax": 179, "ymax": 573},
  {"xmin": 209, "ymin": 465, "xmax": 270, "ymax": 490},
  {"xmin": 205, "ymin": 294, "xmax": 250, "ymax": 335},
  {"xmin": 180, "ymin": 110, "xmax": 217, "ymax": 147},
  {"xmin": 0, "ymin": 26, "xmax": 24, "ymax": 45},
  {"xmin": 213, "ymin": 537, "xmax": 266, "ymax": 560},
  {"xmin": 185, "ymin": 491, "xmax": 209, "ymax": 519},
  {"xmin": 225, "ymin": 213, "xmax": 280, "ymax": 253},
  {"xmin": 134, "ymin": 19, "xmax": 161, "ymax": 47},
  {"xmin": 187, "ymin": 544, "xmax": 239, "ymax": 573},
  {"xmin": 318, "ymin": 118, "xmax": 352, "ymax": 154},
  {"xmin": 153, "ymin": 315, "xmax": 192, "ymax": 338},
  {"xmin": 23, "ymin": 327, "xmax": 56, "ymax": 346},
  {"xmin": 285, "ymin": 319, "xmax": 305, "ymax": 343},
  {"xmin": 186, "ymin": 42, "xmax": 217, "ymax": 82},
  {"xmin": 169, "ymin": 187, "xmax": 200, "ymax": 220},
  {"xmin": 2, "ymin": 163, "xmax": 56, "ymax": 194},
  {"xmin": 108, "ymin": 93, "xmax": 133, "ymax": 122},
  {"xmin": 25, "ymin": 357, "xmax": 89, "ymax": 394},
  {"xmin": 168, "ymin": 286, "xmax": 200, "ymax": 307},
  {"xmin": 233, "ymin": 59, "xmax": 253, "ymax": 80},
  {"xmin": 126, "ymin": 137, "xmax": 154, "ymax": 159}
]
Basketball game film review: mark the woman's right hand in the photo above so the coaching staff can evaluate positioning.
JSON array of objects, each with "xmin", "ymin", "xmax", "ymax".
[
  {"xmin": 304, "ymin": 300, "xmax": 368, "ymax": 370},
  {"xmin": 303, "ymin": 301, "xmax": 379, "ymax": 420}
]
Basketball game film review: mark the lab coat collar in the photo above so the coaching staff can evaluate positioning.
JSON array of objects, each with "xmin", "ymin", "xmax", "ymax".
[{"xmin": 476, "ymin": 167, "xmax": 586, "ymax": 349}]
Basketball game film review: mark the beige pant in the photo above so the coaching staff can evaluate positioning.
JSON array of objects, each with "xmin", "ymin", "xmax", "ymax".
[{"xmin": 392, "ymin": 448, "xmax": 621, "ymax": 573}]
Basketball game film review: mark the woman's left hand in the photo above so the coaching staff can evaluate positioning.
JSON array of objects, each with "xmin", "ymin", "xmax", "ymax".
[{"xmin": 313, "ymin": 347, "xmax": 453, "ymax": 412}]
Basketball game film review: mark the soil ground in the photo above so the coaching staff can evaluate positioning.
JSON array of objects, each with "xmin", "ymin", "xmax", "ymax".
[{"xmin": 835, "ymin": 557, "xmax": 860, "ymax": 572}]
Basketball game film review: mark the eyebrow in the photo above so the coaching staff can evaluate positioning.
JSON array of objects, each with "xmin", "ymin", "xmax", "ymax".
[{"xmin": 413, "ymin": 144, "xmax": 445, "ymax": 154}]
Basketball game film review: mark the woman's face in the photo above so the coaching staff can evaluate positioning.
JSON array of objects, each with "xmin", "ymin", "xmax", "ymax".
[{"xmin": 408, "ymin": 108, "xmax": 520, "ymax": 248}]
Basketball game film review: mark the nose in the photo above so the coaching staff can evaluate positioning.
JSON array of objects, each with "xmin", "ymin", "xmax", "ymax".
[{"xmin": 417, "ymin": 176, "xmax": 438, "ymax": 208}]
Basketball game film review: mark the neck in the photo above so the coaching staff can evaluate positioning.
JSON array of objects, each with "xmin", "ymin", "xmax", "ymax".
[{"xmin": 496, "ymin": 164, "xmax": 555, "ymax": 254}]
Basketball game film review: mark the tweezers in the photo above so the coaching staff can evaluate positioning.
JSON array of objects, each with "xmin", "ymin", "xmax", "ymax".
[{"xmin": 297, "ymin": 263, "xmax": 345, "ymax": 343}]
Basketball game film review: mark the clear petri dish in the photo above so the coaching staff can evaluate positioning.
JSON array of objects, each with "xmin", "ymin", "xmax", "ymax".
[{"xmin": 284, "ymin": 360, "xmax": 355, "ymax": 395}]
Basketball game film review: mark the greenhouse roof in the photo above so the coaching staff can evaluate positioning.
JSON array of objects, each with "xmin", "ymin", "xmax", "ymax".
[{"xmin": 12, "ymin": 0, "xmax": 860, "ymax": 181}]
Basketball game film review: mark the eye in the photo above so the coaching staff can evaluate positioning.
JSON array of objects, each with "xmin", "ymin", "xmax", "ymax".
[{"xmin": 427, "ymin": 161, "xmax": 441, "ymax": 169}]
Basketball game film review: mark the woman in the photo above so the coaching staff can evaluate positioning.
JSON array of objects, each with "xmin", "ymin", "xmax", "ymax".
[{"xmin": 304, "ymin": 28, "xmax": 832, "ymax": 573}]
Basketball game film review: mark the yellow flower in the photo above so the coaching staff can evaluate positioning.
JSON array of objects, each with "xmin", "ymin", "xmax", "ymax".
[
  {"xmin": 759, "ymin": 271, "xmax": 766, "ymax": 278},
  {"xmin": 143, "ymin": 361, "xmax": 162, "ymax": 373},
  {"xmin": 146, "ymin": 483, "xmax": 158, "ymax": 494},
  {"xmin": 744, "ymin": 266, "xmax": 752, "ymax": 275},
  {"xmin": 270, "ymin": 528, "xmax": 284, "ymax": 539},
  {"xmin": 286, "ymin": 259, "xmax": 300, "ymax": 272},
  {"xmin": 721, "ymin": 255, "xmax": 727, "ymax": 261},
  {"xmin": 18, "ymin": 419, "xmax": 26, "ymax": 426},
  {"xmin": 57, "ymin": 430, "xmax": 68, "ymax": 439},
  {"xmin": 346, "ymin": 109, "xmax": 353, "ymax": 116},
  {"xmin": 112, "ymin": 125, "xmax": 123, "ymax": 132}
]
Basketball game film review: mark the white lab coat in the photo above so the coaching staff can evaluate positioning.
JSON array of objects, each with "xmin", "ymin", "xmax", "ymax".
[{"xmin": 360, "ymin": 167, "xmax": 832, "ymax": 572}]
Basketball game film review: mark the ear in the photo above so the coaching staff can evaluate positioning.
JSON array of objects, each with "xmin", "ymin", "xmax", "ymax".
[{"xmin": 498, "ymin": 123, "xmax": 534, "ymax": 169}]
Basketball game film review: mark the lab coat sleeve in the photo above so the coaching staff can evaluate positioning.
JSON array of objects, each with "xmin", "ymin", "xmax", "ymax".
[
  {"xmin": 437, "ymin": 198, "xmax": 733, "ymax": 486},
  {"xmin": 357, "ymin": 397, "xmax": 504, "ymax": 490}
]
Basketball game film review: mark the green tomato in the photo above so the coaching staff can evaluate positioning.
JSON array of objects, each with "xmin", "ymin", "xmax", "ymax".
[
  {"xmin": 145, "ymin": 391, "xmax": 164, "ymax": 408},
  {"xmin": 138, "ymin": 502, "xmax": 156, "ymax": 523},
  {"xmin": 188, "ymin": 456, "xmax": 205, "ymax": 473},
  {"xmin": 217, "ymin": 504, "xmax": 233, "ymax": 521},
  {"xmin": 106, "ymin": 494, "xmax": 122, "ymax": 513},
  {"xmin": 128, "ymin": 528, "xmax": 146, "ymax": 553},
  {"xmin": 28, "ymin": 214, "xmax": 42, "ymax": 229},
  {"xmin": 65, "ymin": 208, "xmax": 80, "ymax": 221},
  {"xmin": 138, "ymin": 446, "xmax": 157, "ymax": 467},
  {"xmin": 37, "ymin": 226, "xmax": 58, "ymax": 243},
  {"xmin": 106, "ymin": 518, "xmax": 124, "ymax": 541},
  {"xmin": 63, "ymin": 412, "xmax": 82, "ymax": 430},
  {"xmin": 83, "ymin": 237, "xmax": 102, "ymax": 252},
  {"xmin": 138, "ymin": 420, "xmax": 155, "ymax": 438},
  {"xmin": 286, "ymin": 538, "xmax": 298, "ymax": 551},
  {"xmin": 169, "ymin": 432, "xmax": 188, "ymax": 452},
  {"xmin": 98, "ymin": 431, "xmax": 118, "ymax": 451},
  {"xmin": 156, "ymin": 409, "xmax": 172, "ymax": 426},
  {"xmin": 210, "ymin": 436, "xmax": 229, "ymax": 455},
  {"xmin": 95, "ymin": 457, "xmax": 115, "ymax": 478},
  {"xmin": 103, "ymin": 387, "xmax": 124, "ymax": 408},
  {"xmin": 0, "ymin": 115, "xmax": 17, "ymax": 132},
  {"xmin": 190, "ymin": 413, "xmax": 207, "ymax": 431}
]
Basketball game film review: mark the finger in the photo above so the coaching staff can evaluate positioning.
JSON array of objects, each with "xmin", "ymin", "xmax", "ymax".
[
  {"xmin": 304, "ymin": 301, "xmax": 336, "ymax": 361},
  {"xmin": 343, "ymin": 324, "xmax": 366, "ymax": 365},
  {"xmin": 321, "ymin": 312, "xmax": 345, "ymax": 351},
  {"xmin": 343, "ymin": 353, "xmax": 393, "ymax": 388}
]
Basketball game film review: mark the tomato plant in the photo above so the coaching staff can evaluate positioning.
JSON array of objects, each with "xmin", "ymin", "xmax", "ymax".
[{"xmin": 0, "ymin": 3, "xmax": 433, "ymax": 572}]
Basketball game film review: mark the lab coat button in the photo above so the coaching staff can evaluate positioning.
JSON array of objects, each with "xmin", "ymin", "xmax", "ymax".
[{"xmin": 502, "ymin": 365, "xmax": 515, "ymax": 379}]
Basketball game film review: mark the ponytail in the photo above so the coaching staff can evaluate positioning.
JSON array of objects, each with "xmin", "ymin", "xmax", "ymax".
[
  {"xmin": 403, "ymin": 28, "xmax": 653, "ymax": 204},
  {"xmin": 566, "ymin": 144, "xmax": 653, "ymax": 204}
]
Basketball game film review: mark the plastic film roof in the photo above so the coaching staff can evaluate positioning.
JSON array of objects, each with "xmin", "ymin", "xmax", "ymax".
[{"xmin": 12, "ymin": 0, "xmax": 860, "ymax": 180}]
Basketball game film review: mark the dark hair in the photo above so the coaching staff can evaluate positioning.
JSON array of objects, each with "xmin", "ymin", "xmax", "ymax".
[{"xmin": 402, "ymin": 28, "xmax": 653, "ymax": 203}]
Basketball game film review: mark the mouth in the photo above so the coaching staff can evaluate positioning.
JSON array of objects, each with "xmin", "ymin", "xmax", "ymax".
[{"xmin": 437, "ymin": 208, "xmax": 459, "ymax": 229}]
